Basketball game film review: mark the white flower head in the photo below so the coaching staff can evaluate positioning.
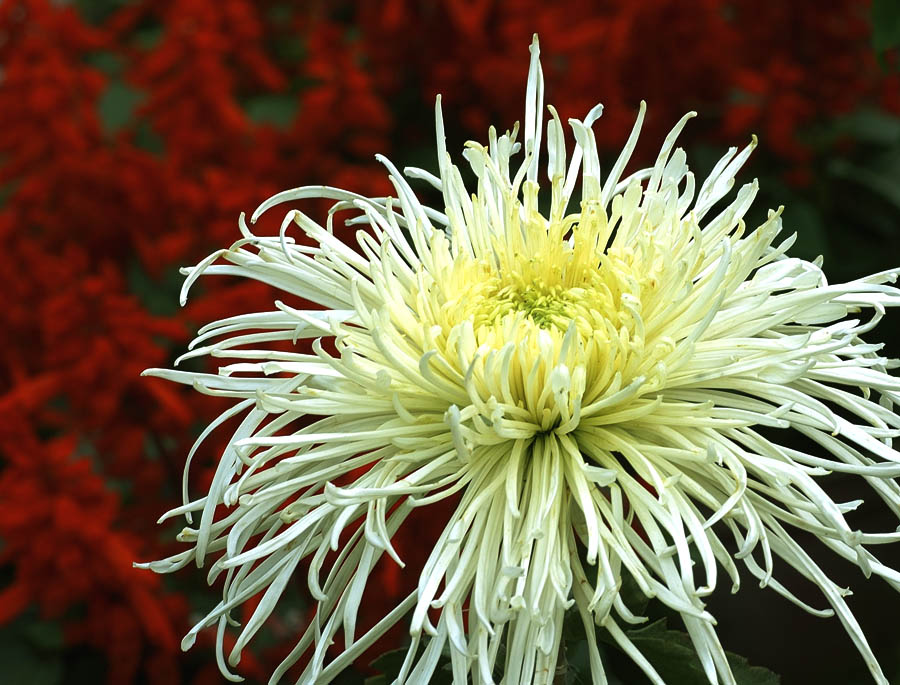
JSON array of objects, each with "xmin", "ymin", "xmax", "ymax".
[{"xmin": 143, "ymin": 36, "xmax": 900, "ymax": 685}]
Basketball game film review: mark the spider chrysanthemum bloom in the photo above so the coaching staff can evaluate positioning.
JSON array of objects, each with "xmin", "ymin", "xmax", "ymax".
[{"xmin": 142, "ymin": 37, "xmax": 900, "ymax": 684}]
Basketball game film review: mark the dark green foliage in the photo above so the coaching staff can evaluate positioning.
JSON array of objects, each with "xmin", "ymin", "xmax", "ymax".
[{"xmin": 873, "ymin": 0, "xmax": 900, "ymax": 57}]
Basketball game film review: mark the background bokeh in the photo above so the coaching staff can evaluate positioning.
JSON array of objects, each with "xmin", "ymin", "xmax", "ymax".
[{"xmin": 2, "ymin": 1, "xmax": 900, "ymax": 683}]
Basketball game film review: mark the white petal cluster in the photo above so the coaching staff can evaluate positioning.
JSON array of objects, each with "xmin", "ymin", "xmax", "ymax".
[{"xmin": 143, "ymin": 37, "xmax": 900, "ymax": 685}]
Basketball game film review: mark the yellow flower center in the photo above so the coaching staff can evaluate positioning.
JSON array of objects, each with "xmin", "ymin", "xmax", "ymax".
[{"xmin": 401, "ymin": 181, "xmax": 666, "ymax": 434}]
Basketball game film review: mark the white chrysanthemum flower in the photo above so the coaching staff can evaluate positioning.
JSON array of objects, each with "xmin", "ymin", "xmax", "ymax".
[{"xmin": 142, "ymin": 37, "xmax": 900, "ymax": 685}]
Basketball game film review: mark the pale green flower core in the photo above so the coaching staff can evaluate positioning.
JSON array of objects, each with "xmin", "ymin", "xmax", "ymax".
[{"xmin": 143, "ymin": 36, "xmax": 900, "ymax": 685}]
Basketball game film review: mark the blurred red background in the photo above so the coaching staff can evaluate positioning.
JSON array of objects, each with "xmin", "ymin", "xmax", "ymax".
[{"xmin": 2, "ymin": 1, "xmax": 900, "ymax": 683}]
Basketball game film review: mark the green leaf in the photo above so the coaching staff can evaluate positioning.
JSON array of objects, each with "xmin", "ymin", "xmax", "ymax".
[
  {"xmin": 98, "ymin": 80, "xmax": 144, "ymax": 133},
  {"xmin": 134, "ymin": 120, "xmax": 165, "ymax": 155},
  {"xmin": 624, "ymin": 619, "xmax": 780, "ymax": 685},
  {"xmin": 780, "ymin": 199, "xmax": 829, "ymax": 264},
  {"xmin": 368, "ymin": 647, "xmax": 409, "ymax": 677},
  {"xmin": 134, "ymin": 26, "xmax": 164, "ymax": 51},
  {"xmin": 829, "ymin": 158, "xmax": 900, "ymax": 211},
  {"xmin": 85, "ymin": 51, "xmax": 125, "ymax": 76},
  {"xmin": 0, "ymin": 615, "xmax": 64, "ymax": 685},
  {"xmin": 127, "ymin": 261, "xmax": 183, "ymax": 317},
  {"xmin": 835, "ymin": 108, "xmax": 900, "ymax": 146},
  {"xmin": 873, "ymin": 0, "xmax": 900, "ymax": 55},
  {"xmin": 74, "ymin": 0, "xmax": 131, "ymax": 26},
  {"xmin": 245, "ymin": 95, "xmax": 298, "ymax": 128},
  {"xmin": 618, "ymin": 571, "xmax": 651, "ymax": 618}
]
